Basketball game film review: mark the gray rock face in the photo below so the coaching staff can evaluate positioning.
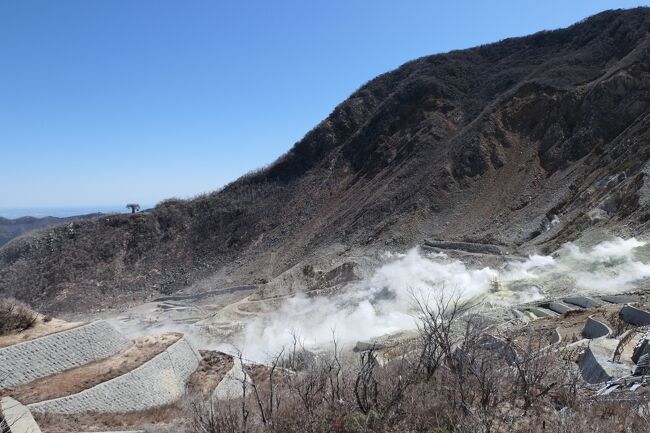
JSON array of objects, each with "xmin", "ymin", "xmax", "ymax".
[
  {"xmin": 29, "ymin": 336, "xmax": 201, "ymax": 414},
  {"xmin": 1, "ymin": 397, "xmax": 42, "ymax": 433},
  {"xmin": 0, "ymin": 321, "xmax": 129, "ymax": 389}
]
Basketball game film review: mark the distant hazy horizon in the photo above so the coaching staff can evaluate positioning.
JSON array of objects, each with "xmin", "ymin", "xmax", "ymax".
[{"xmin": 0, "ymin": 205, "xmax": 155, "ymax": 219}]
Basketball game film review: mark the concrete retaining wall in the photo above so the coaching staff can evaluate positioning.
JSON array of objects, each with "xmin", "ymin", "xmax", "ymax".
[
  {"xmin": 423, "ymin": 240, "xmax": 505, "ymax": 255},
  {"xmin": 526, "ymin": 307, "xmax": 557, "ymax": 318},
  {"xmin": 582, "ymin": 316, "xmax": 612, "ymax": 339},
  {"xmin": 1, "ymin": 397, "xmax": 42, "ymax": 433},
  {"xmin": 563, "ymin": 296, "xmax": 601, "ymax": 309},
  {"xmin": 212, "ymin": 357, "xmax": 248, "ymax": 401},
  {"xmin": 579, "ymin": 338, "xmax": 631, "ymax": 384},
  {"xmin": 0, "ymin": 321, "xmax": 129, "ymax": 389},
  {"xmin": 547, "ymin": 302, "xmax": 575, "ymax": 315},
  {"xmin": 550, "ymin": 328, "xmax": 562, "ymax": 345},
  {"xmin": 29, "ymin": 336, "xmax": 201, "ymax": 414},
  {"xmin": 633, "ymin": 330, "xmax": 650, "ymax": 364},
  {"xmin": 620, "ymin": 305, "xmax": 650, "ymax": 326},
  {"xmin": 601, "ymin": 295, "xmax": 634, "ymax": 304}
]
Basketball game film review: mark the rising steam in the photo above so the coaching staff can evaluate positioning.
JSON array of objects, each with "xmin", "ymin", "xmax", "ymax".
[{"xmin": 236, "ymin": 237, "xmax": 650, "ymax": 361}]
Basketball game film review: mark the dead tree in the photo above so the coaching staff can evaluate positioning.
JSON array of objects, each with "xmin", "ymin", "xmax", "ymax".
[
  {"xmin": 250, "ymin": 348, "xmax": 284, "ymax": 427},
  {"xmin": 506, "ymin": 331, "xmax": 556, "ymax": 409},
  {"xmin": 126, "ymin": 203, "xmax": 140, "ymax": 214},
  {"xmin": 413, "ymin": 290, "xmax": 468, "ymax": 379}
]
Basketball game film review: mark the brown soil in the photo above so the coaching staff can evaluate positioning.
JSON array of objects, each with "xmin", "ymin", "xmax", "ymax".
[
  {"xmin": 0, "ymin": 315, "xmax": 82, "ymax": 348},
  {"xmin": 186, "ymin": 350, "xmax": 234, "ymax": 395},
  {"xmin": 1, "ymin": 332, "xmax": 182, "ymax": 404}
]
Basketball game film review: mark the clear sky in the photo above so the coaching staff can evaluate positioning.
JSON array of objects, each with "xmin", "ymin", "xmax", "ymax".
[{"xmin": 1, "ymin": 0, "xmax": 648, "ymax": 209}]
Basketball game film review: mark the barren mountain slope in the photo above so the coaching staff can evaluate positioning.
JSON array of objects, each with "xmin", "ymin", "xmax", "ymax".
[{"xmin": 2, "ymin": 8, "xmax": 650, "ymax": 312}]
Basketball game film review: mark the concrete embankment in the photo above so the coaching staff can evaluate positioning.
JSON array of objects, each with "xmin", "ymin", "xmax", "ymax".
[
  {"xmin": 29, "ymin": 337, "xmax": 200, "ymax": 414},
  {"xmin": 620, "ymin": 305, "xmax": 650, "ymax": 326},
  {"xmin": 212, "ymin": 357, "xmax": 249, "ymax": 401},
  {"xmin": 580, "ymin": 338, "xmax": 632, "ymax": 384},
  {"xmin": 1, "ymin": 397, "xmax": 42, "ymax": 433},
  {"xmin": 423, "ymin": 240, "xmax": 507, "ymax": 255},
  {"xmin": 582, "ymin": 316, "xmax": 612, "ymax": 339},
  {"xmin": 0, "ymin": 321, "xmax": 129, "ymax": 389}
]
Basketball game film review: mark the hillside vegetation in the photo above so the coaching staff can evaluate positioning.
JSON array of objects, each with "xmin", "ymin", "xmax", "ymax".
[
  {"xmin": 0, "ymin": 214, "xmax": 100, "ymax": 247},
  {"xmin": 2, "ymin": 8, "xmax": 650, "ymax": 312}
]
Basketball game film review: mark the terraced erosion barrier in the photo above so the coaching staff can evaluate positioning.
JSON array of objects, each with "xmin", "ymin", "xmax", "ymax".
[
  {"xmin": 212, "ymin": 357, "xmax": 249, "ymax": 401},
  {"xmin": 563, "ymin": 296, "xmax": 601, "ymax": 309},
  {"xmin": 0, "ymin": 321, "xmax": 129, "ymax": 389},
  {"xmin": 620, "ymin": 305, "xmax": 650, "ymax": 326},
  {"xmin": 547, "ymin": 302, "xmax": 575, "ymax": 315},
  {"xmin": 526, "ymin": 307, "xmax": 557, "ymax": 318},
  {"xmin": 580, "ymin": 338, "xmax": 632, "ymax": 384},
  {"xmin": 423, "ymin": 240, "xmax": 506, "ymax": 255},
  {"xmin": 550, "ymin": 328, "xmax": 562, "ymax": 345},
  {"xmin": 1, "ymin": 397, "xmax": 42, "ymax": 433},
  {"xmin": 29, "ymin": 336, "xmax": 201, "ymax": 414},
  {"xmin": 582, "ymin": 316, "xmax": 612, "ymax": 339}
]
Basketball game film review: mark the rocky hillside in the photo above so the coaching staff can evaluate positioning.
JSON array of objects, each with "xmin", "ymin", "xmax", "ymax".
[
  {"xmin": 2, "ymin": 8, "xmax": 650, "ymax": 312},
  {"xmin": 0, "ymin": 214, "xmax": 100, "ymax": 247}
]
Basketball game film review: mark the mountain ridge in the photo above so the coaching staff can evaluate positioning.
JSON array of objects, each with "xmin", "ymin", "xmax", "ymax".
[
  {"xmin": 0, "ymin": 213, "xmax": 102, "ymax": 248},
  {"xmin": 2, "ymin": 7, "xmax": 650, "ymax": 312}
]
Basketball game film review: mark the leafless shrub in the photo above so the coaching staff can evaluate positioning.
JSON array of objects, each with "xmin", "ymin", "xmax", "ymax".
[
  {"xmin": 606, "ymin": 309, "xmax": 633, "ymax": 337},
  {"xmin": 506, "ymin": 331, "xmax": 557, "ymax": 409},
  {"xmin": 0, "ymin": 298, "xmax": 37, "ymax": 335},
  {"xmin": 414, "ymin": 291, "xmax": 464, "ymax": 381},
  {"xmin": 184, "ymin": 290, "xmax": 650, "ymax": 433},
  {"xmin": 188, "ymin": 397, "xmax": 242, "ymax": 433}
]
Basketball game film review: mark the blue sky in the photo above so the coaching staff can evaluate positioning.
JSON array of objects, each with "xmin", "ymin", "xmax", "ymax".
[{"xmin": 1, "ymin": 0, "xmax": 648, "ymax": 209}]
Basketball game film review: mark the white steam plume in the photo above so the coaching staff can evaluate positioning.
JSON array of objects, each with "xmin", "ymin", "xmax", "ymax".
[{"xmin": 235, "ymin": 237, "xmax": 650, "ymax": 361}]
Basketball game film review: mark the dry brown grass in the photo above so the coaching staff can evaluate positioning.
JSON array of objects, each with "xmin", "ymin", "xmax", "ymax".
[
  {"xmin": 0, "ymin": 315, "xmax": 82, "ymax": 349},
  {"xmin": 187, "ymin": 350, "xmax": 234, "ymax": 396},
  {"xmin": 34, "ymin": 403, "xmax": 186, "ymax": 433}
]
